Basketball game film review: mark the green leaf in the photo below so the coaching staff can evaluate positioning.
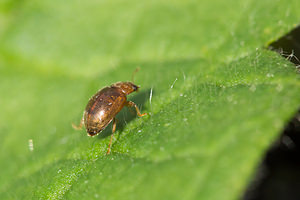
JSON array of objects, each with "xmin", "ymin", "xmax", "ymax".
[{"xmin": 0, "ymin": 0, "xmax": 299, "ymax": 199}]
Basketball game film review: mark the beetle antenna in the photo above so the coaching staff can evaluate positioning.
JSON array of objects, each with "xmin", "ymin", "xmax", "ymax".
[{"xmin": 132, "ymin": 67, "xmax": 140, "ymax": 83}]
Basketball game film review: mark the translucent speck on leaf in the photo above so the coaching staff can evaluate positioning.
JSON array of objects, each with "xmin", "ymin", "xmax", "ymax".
[
  {"xmin": 276, "ymin": 84, "xmax": 283, "ymax": 92},
  {"xmin": 149, "ymin": 88, "xmax": 153, "ymax": 105},
  {"xmin": 58, "ymin": 169, "xmax": 61, "ymax": 173},
  {"xmin": 170, "ymin": 78, "xmax": 178, "ymax": 89},
  {"xmin": 249, "ymin": 85, "xmax": 256, "ymax": 92},
  {"xmin": 60, "ymin": 137, "xmax": 68, "ymax": 144},
  {"xmin": 164, "ymin": 123, "xmax": 170, "ymax": 127},
  {"xmin": 266, "ymin": 73, "xmax": 274, "ymax": 78},
  {"xmin": 28, "ymin": 139, "xmax": 34, "ymax": 151},
  {"xmin": 227, "ymin": 96, "xmax": 233, "ymax": 102}
]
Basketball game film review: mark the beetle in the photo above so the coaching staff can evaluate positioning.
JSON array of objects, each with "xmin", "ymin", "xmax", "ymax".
[{"xmin": 72, "ymin": 72, "xmax": 147, "ymax": 154}]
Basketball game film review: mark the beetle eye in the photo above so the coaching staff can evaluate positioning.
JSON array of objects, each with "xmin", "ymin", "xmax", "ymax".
[{"xmin": 133, "ymin": 84, "xmax": 139, "ymax": 91}]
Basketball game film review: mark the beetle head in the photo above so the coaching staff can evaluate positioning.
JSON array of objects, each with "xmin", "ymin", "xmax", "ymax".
[{"xmin": 112, "ymin": 82, "xmax": 139, "ymax": 95}]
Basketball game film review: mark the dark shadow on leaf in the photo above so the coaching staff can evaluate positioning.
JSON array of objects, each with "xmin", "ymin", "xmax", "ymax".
[
  {"xmin": 244, "ymin": 24, "xmax": 300, "ymax": 200},
  {"xmin": 243, "ymin": 110, "xmax": 300, "ymax": 200},
  {"xmin": 268, "ymin": 25, "xmax": 300, "ymax": 65}
]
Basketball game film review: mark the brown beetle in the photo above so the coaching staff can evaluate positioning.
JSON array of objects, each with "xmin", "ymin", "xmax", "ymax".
[{"xmin": 72, "ymin": 74, "xmax": 147, "ymax": 154}]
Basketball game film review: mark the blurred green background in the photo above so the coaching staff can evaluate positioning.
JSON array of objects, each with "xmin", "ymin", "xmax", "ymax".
[{"xmin": 0, "ymin": 0, "xmax": 300, "ymax": 199}]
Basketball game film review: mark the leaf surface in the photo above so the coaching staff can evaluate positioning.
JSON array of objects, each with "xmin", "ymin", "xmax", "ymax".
[{"xmin": 0, "ymin": 0, "xmax": 299, "ymax": 199}]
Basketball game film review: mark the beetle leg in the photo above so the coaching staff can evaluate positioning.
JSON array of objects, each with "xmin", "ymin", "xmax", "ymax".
[
  {"xmin": 72, "ymin": 117, "xmax": 84, "ymax": 130},
  {"xmin": 125, "ymin": 101, "xmax": 147, "ymax": 117},
  {"xmin": 127, "ymin": 106, "xmax": 136, "ymax": 115},
  {"xmin": 106, "ymin": 118, "xmax": 117, "ymax": 154}
]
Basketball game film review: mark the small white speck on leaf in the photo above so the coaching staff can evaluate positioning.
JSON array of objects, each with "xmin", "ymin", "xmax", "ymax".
[
  {"xmin": 249, "ymin": 84, "xmax": 256, "ymax": 92},
  {"xmin": 149, "ymin": 87, "xmax": 153, "ymax": 105},
  {"xmin": 266, "ymin": 73, "xmax": 274, "ymax": 78},
  {"xmin": 276, "ymin": 84, "xmax": 283, "ymax": 92},
  {"xmin": 28, "ymin": 139, "xmax": 34, "ymax": 151},
  {"xmin": 182, "ymin": 71, "xmax": 186, "ymax": 81},
  {"xmin": 170, "ymin": 78, "xmax": 178, "ymax": 89},
  {"xmin": 60, "ymin": 137, "xmax": 68, "ymax": 144},
  {"xmin": 227, "ymin": 96, "xmax": 233, "ymax": 102},
  {"xmin": 164, "ymin": 123, "xmax": 170, "ymax": 127}
]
